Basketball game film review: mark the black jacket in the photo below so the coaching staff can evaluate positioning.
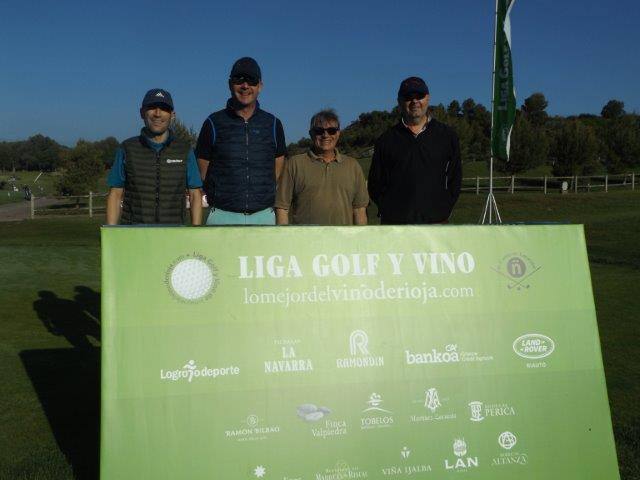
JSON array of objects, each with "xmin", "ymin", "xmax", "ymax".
[{"xmin": 368, "ymin": 119, "xmax": 462, "ymax": 224}]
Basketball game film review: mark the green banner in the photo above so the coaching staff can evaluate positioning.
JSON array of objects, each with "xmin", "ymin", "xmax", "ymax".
[
  {"xmin": 101, "ymin": 225, "xmax": 619, "ymax": 479},
  {"xmin": 492, "ymin": 0, "xmax": 517, "ymax": 160}
]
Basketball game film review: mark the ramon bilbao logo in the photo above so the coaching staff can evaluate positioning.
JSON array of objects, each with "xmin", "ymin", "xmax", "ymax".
[{"xmin": 165, "ymin": 253, "xmax": 218, "ymax": 302}]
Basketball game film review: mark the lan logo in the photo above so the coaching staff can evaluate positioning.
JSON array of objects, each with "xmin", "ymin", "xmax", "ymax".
[
  {"xmin": 492, "ymin": 253, "xmax": 541, "ymax": 291},
  {"xmin": 165, "ymin": 253, "xmax": 218, "ymax": 302}
]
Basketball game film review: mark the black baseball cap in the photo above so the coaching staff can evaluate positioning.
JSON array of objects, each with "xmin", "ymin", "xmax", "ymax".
[
  {"xmin": 141, "ymin": 88, "xmax": 174, "ymax": 111},
  {"xmin": 398, "ymin": 77, "xmax": 429, "ymax": 98},
  {"xmin": 230, "ymin": 57, "xmax": 262, "ymax": 81}
]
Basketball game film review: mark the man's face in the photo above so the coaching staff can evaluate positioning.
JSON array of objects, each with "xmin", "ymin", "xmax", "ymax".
[
  {"xmin": 140, "ymin": 104, "xmax": 174, "ymax": 135},
  {"xmin": 229, "ymin": 76, "xmax": 262, "ymax": 107},
  {"xmin": 399, "ymin": 93, "xmax": 430, "ymax": 121},
  {"xmin": 311, "ymin": 120, "xmax": 340, "ymax": 155}
]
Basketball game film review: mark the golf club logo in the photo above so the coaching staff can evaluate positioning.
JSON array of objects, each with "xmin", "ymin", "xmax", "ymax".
[
  {"xmin": 492, "ymin": 253, "xmax": 541, "ymax": 290},
  {"xmin": 165, "ymin": 253, "xmax": 217, "ymax": 302}
]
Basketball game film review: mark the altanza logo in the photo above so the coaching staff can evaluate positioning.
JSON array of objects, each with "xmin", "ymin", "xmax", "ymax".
[{"xmin": 160, "ymin": 360, "xmax": 240, "ymax": 382}]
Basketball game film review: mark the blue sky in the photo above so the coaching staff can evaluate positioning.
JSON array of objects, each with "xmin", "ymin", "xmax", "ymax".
[{"xmin": 1, "ymin": 0, "xmax": 638, "ymax": 146}]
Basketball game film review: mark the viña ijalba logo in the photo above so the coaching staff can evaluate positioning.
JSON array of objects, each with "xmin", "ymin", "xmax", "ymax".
[
  {"xmin": 492, "ymin": 253, "xmax": 541, "ymax": 291},
  {"xmin": 160, "ymin": 359, "xmax": 239, "ymax": 382},
  {"xmin": 165, "ymin": 253, "xmax": 217, "ymax": 302}
]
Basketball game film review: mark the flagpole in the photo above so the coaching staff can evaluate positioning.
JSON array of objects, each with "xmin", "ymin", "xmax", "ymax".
[{"xmin": 481, "ymin": 0, "xmax": 503, "ymax": 224}]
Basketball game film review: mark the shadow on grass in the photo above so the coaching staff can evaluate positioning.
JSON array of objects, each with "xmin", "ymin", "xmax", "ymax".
[{"xmin": 19, "ymin": 286, "xmax": 101, "ymax": 479}]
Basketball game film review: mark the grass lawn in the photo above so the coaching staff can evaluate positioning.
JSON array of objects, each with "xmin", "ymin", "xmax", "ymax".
[{"xmin": 0, "ymin": 190, "xmax": 638, "ymax": 479}]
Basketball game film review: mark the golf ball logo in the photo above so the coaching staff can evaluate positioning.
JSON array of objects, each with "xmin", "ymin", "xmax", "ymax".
[{"xmin": 166, "ymin": 254, "xmax": 217, "ymax": 302}]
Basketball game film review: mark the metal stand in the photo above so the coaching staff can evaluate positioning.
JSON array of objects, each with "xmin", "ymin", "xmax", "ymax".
[
  {"xmin": 481, "ymin": 0, "xmax": 503, "ymax": 225},
  {"xmin": 480, "ymin": 157, "xmax": 502, "ymax": 224}
]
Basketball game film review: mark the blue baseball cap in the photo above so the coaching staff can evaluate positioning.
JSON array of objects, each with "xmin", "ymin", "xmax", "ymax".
[{"xmin": 141, "ymin": 88, "xmax": 174, "ymax": 110}]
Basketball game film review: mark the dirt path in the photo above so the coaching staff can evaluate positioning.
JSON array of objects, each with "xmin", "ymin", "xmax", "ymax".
[{"xmin": 0, "ymin": 198, "xmax": 68, "ymax": 222}]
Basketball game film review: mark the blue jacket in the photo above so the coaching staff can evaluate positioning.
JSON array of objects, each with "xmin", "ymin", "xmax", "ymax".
[{"xmin": 203, "ymin": 101, "xmax": 281, "ymax": 213}]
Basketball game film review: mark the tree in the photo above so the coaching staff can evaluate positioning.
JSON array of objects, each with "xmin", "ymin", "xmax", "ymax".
[
  {"xmin": 551, "ymin": 120, "xmax": 599, "ymax": 176},
  {"xmin": 601, "ymin": 115, "xmax": 640, "ymax": 172},
  {"xmin": 92, "ymin": 136, "xmax": 120, "ymax": 167},
  {"xmin": 56, "ymin": 141, "xmax": 104, "ymax": 197},
  {"xmin": 447, "ymin": 100, "xmax": 461, "ymax": 117},
  {"xmin": 498, "ymin": 114, "xmax": 549, "ymax": 174},
  {"xmin": 601, "ymin": 99, "xmax": 625, "ymax": 119},
  {"xmin": 461, "ymin": 98, "xmax": 476, "ymax": 118},
  {"xmin": 522, "ymin": 93, "xmax": 549, "ymax": 126},
  {"xmin": 172, "ymin": 117, "xmax": 198, "ymax": 147}
]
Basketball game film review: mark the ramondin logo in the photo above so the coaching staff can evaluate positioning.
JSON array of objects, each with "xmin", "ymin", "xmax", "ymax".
[
  {"xmin": 513, "ymin": 334, "xmax": 555, "ymax": 359},
  {"xmin": 492, "ymin": 253, "xmax": 541, "ymax": 290},
  {"xmin": 165, "ymin": 253, "xmax": 218, "ymax": 302}
]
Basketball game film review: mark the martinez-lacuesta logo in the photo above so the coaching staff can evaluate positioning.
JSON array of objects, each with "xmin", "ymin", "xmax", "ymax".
[
  {"xmin": 492, "ymin": 253, "xmax": 541, "ymax": 291},
  {"xmin": 165, "ymin": 253, "xmax": 218, "ymax": 302}
]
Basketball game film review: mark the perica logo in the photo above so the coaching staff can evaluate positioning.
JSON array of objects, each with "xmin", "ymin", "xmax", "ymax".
[
  {"xmin": 492, "ymin": 253, "xmax": 541, "ymax": 290},
  {"xmin": 513, "ymin": 334, "xmax": 555, "ymax": 359},
  {"xmin": 165, "ymin": 253, "xmax": 218, "ymax": 302}
]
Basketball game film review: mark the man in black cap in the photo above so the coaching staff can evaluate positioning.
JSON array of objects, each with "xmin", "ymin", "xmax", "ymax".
[
  {"xmin": 368, "ymin": 77, "xmax": 462, "ymax": 224},
  {"xmin": 196, "ymin": 57, "xmax": 286, "ymax": 225},
  {"xmin": 106, "ymin": 88, "xmax": 203, "ymax": 225}
]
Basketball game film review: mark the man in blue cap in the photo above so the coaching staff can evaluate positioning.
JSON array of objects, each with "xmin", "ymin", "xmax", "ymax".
[
  {"xmin": 196, "ymin": 57, "xmax": 286, "ymax": 225},
  {"xmin": 368, "ymin": 77, "xmax": 462, "ymax": 224},
  {"xmin": 106, "ymin": 88, "xmax": 203, "ymax": 225}
]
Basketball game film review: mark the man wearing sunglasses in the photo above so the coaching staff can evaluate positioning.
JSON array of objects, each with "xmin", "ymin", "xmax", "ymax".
[
  {"xmin": 106, "ymin": 88, "xmax": 203, "ymax": 225},
  {"xmin": 196, "ymin": 57, "xmax": 286, "ymax": 225},
  {"xmin": 368, "ymin": 77, "xmax": 462, "ymax": 224},
  {"xmin": 275, "ymin": 110, "xmax": 368, "ymax": 225}
]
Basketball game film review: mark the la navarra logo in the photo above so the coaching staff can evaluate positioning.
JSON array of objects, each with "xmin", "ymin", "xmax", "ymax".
[{"xmin": 165, "ymin": 253, "xmax": 218, "ymax": 302}]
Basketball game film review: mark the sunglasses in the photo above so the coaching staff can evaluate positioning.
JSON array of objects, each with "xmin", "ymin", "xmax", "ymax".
[
  {"xmin": 402, "ymin": 93, "xmax": 427, "ymax": 102},
  {"xmin": 311, "ymin": 127, "xmax": 340, "ymax": 136},
  {"xmin": 230, "ymin": 75, "xmax": 259, "ymax": 86}
]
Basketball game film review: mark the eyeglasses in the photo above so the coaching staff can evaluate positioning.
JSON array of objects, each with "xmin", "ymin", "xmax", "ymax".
[
  {"xmin": 311, "ymin": 127, "xmax": 340, "ymax": 136},
  {"xmin": 401, "ymin": 93, "xmax": 427, "ymax": 102},
  {"xmin": 230, "ymin": 75, "xmax": 259, "ymax": 86}
]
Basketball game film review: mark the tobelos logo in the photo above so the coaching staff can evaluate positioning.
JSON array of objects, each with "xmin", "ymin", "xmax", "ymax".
[
  {"xmin": 165, "ymin": 253, "xmax": 218, "ymax": 302},
  {"xmin": 492, "ymin": 253, "xmax": 541, "ymax": 290}
]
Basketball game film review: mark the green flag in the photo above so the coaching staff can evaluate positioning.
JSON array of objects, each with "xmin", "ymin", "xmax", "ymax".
[{"xmin": 492, "ymin": 0, "xmax": 517, "ymax": 160}]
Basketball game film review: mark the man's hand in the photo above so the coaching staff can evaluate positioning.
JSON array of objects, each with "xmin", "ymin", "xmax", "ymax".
[
  {"xmin": 106, "ymin": 188, "xmax": 124, "ymax": 225},
  {"xmin": 275, "ymin": 207, "xmax": 289, "ymax": 225},
  {"xmin": 353, "ymin": 207, "xmax": 367, "ymax": 225},
  {"xmin": 275, "ymin": 155, "xmax": 285, "ymax": 182},
  {"xmin": 197, "ymin": 158, "xmax": 209, "ymax": 181},
  {"xmin": 189, "ymin": 189, "xmax": 203, "ymax": 225}
]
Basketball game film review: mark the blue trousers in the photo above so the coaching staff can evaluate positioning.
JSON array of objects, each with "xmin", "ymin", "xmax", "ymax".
[{"xmin": 206, "ymin": 207, "xmax": 275, "ymax": 225}]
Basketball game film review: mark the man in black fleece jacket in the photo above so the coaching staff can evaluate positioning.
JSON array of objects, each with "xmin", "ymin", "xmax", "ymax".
[{"xmin": 368, "ymin": 77, "xmax": 462, "ymax": 224}]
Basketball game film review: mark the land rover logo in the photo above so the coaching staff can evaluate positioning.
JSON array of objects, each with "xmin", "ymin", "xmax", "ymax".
[
  {"xmin": 165, "ymin": 253, "xmax": 218, "ymax": 302},
  {"xmin": 513, "ymin": 334, "xmax": 555, "ymax": 359}
]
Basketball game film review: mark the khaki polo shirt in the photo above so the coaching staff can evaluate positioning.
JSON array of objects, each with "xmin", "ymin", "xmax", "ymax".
[{"xmin": 275, "ymin": 149, "xmax": 369, "ymax": 225}]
